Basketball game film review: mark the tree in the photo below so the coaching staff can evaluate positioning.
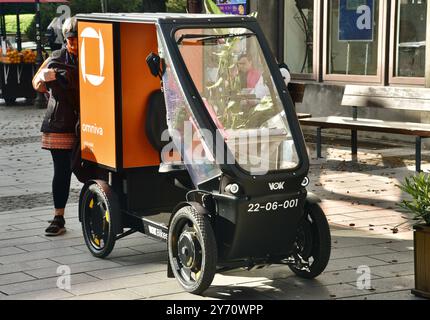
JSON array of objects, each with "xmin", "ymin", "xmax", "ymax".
[
  {"xmin": 141, "ymin": 0, "xmax": 167, "ymax": 12},
  {"xmin": 166, "ymin": 0, "xmax": 187, "ymax": 13}
]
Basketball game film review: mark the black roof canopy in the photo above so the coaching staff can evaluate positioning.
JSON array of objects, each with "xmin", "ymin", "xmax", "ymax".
[{"xmin": 76, "ymin": 12, "xmax": 256, "ymax": 25}]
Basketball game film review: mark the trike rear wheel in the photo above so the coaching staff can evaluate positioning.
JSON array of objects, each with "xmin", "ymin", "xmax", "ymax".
[
  {"xmin": 80, "ymin": 182, "xmax": 117, "ymax": 258},
  {"xmin": 288, "ymin": 202, "xmax": 331, "ymax": 279},
  {"xmin": 168, "ymin": 206, "xmax": 217, "ymax": 295}
]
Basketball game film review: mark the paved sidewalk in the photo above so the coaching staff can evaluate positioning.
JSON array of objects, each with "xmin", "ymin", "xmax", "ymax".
[{"xmin": 0, "ymin": 102, "xmax": 426, "ymax": 300}]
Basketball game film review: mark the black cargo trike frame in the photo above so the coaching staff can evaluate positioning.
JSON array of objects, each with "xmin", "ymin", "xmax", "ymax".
[{"xmin": 76, "ymin": 13, "xmax": 331, "ymax": 294}]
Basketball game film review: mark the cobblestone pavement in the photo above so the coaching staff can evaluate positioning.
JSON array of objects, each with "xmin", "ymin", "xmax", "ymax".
[{"xmin": 0, "ymin": 101, "xmax": 426, "ymax": 300}]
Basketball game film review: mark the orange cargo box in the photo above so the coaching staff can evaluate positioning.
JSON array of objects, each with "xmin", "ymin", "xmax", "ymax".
[{"xmin": 78, "ymin": 20, "xmax": 161, "ymax": 170}]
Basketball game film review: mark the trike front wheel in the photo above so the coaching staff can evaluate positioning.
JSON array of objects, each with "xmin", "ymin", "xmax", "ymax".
[
  {"xmin": 288, "ymin": 202, "xmax": 331, "ymax": 279},
  {"xmin": 168, "ymin": 205, "xmax": 217, "ymax": 295}
]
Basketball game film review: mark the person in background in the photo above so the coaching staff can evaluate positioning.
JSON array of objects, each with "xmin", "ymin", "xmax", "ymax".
[
  {"xmin": 237, "ymin": 53, "xmax": 262, "ymax": 90},
  {"xmin": 32, "ymin": 17, "xmax": 79, "ymax": 236}
]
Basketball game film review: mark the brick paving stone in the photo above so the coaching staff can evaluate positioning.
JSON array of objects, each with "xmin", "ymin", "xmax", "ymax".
[
  {"xmin": 370, "ymin": 262, "xmax": 414, "ymax": 278},
  {"xmin": 25, "ymin": 260, "xmax": 123, "ymax": 279},
  {"xmin": 65, "ymin": 272, "xmax": 168, "ymax": 296},
  {"xmin": 369, "ymin": 251, "xmax": 414, "ymax": 264},
  {"xmin": 330, "ymin": 245, "xmax": 397, "ymax": 260},
  {"xmin": 50, "ymin": 248, "xmax": 140, "ymax": 265},
  {"xmin": 17, "ymin": 238, "xmax": 85, "ymax": 252},
  {"xmin": 150, "ymin": 292, "xmax": 217, "ymax": 300},
  {"xmin": 109, "ymin": 251, "xmax": 168, "ymax": 266},
  {"xmin": 126, "ymin": 280, "xmax": 185, "ymax": 299},
  {"xmin": 331, "ymin": 235, "xmax": 393, "ymax": 248},
  {"xmin": 0, "ymin": 228, "xmax": 46, "ymax": 241},
  {"xmin": 0, "ymin": 273, "xmax": 98, "ymax": 295},
  {"xmin": 0, "ymin": 288, "xmax": 74, "ymax": 300},
  {"xmin": 346, "ymin": 275, "xmax": 415, "ymax": 294},
  {"xmin": 128, "ymin": 242, "xmax": 167, "ymax": 254},
  {"xmin": 0, "ymin": 247, "xmax": 27, "ymax": 257},
  {"xmin": 0, "ymin": 247, "xmax": 82, "ymax": 264},
  {"xmin": 0, "ymin": 272, "xmax": 36, "ymax": 286},
  {"xmin": 325, "ymin": 256, "xmax": 389, "ymax": 272},
  {"xmin": 87, "ymin": 263, "xmax": 167, "ymax": 280},
  {"xmin": 0, "ymin": 259, "xmax": 59, "ymax": 275},
  {"xmin": 64, "ymin": 289, "xmax": 143, "ymax": 300},
  {"xmin": 340, "ymin": 289, "xmax": 424, "ymax": 300},
  {"xmin": 375, "ymin": 240, "xmax": 414, "ymax": 252}
]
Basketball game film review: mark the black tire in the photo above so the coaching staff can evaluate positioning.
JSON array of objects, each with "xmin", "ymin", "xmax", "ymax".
[
  {"xmin": 168, "ymin": 206, "xmax": 217, "ymax": 294},
  {"xmin": 4, "ymin": 97, "xmax": 16, "ymax": 105},
  {"xmin": 288, "ymin": 202, "xmax": 331, "ymax": 279},
  {"xmin": 80, "ymin": 182, "xmax": 118, "ymax": 258}
]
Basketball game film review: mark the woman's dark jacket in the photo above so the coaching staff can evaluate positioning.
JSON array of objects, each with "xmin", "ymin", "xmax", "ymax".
[{"xmin": 40, "ymin": 46, "xmax": 79, "ymax": 134}]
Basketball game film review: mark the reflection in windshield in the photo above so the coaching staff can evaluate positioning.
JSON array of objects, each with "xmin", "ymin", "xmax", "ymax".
[{"xmin": 176, "ymin": 28, "xmax": 299, "ymax": 174}]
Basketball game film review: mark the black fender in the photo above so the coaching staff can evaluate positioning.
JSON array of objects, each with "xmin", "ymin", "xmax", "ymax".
[
  {"xmin": 304, "ymin": 192, "xmax": 322, "ymax": 210},
  {"xmin": 169, "ymin": 201, "xmax": 210, "ymax": 226},
  {"xmin": 78, "ymin": 179, "xmax": 123, "ymax": 235}
]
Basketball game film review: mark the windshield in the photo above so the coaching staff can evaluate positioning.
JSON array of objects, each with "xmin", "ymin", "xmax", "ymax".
[{"xmin": 175, "ymin": 28, "xmax": 299, "ymax": 175}]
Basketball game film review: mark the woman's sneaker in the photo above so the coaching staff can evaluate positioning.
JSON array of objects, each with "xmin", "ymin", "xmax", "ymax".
[{"xmin": 45, "ymin": 215, "xmax": 66, "ymax": 236}]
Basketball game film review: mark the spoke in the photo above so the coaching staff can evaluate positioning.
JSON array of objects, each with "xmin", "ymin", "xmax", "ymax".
[{"xmin": 180, "ymin": 267, "xmax": 192, "ymax": 283}]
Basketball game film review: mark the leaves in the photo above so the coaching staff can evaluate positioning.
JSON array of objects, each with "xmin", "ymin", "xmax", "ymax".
[
  {"xmin": 396, "ymin": 172, "xmax": 430, "ymax": 225},
  {"xmin": 204, "ymin": 0, "xmax": 224, "ymax": 15}
]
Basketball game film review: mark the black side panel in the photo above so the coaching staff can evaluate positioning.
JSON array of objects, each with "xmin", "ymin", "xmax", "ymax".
[
  {"xmin": 125, "ymin": 167, "xmax": 189, "ymax": 213},
  {"xmin": 214, "ymin": 190, "xmax": 307, "ymax": 261}
]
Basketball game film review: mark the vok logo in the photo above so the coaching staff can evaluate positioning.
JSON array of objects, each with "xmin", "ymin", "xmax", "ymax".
[
  {"xmin": 269, "ymin": 182, "xmax": 285, "ymax": 191},
  {"xmin": 80, "ymin": 27, "xmax": 105, "ymax": 86}
]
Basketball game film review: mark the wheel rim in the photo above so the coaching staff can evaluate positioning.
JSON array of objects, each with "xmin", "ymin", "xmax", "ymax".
[
  {"xmin": 291, "ymin": 214, "xmax": 315, "ymax": 272},
  {"xmin": 172, "ymin": 218, "xmax": 204, "ymax": 286},
  {"xmin": 84, "ymin": 192, "xmax": 110, "ymax": 251}
]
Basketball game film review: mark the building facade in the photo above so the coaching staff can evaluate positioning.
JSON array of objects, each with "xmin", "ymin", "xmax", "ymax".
[{"xmin": 250, "ymin": 0, "xmax": 430, "ymax": 144}]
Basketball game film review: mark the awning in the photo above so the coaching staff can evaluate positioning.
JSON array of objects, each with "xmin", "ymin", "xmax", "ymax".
[{"xmin": 0, "ymin": 0, "xmax": 68, "ymax": 15}]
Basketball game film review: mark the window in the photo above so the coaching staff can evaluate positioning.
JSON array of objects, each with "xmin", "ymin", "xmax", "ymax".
[
  {"xmin": 390, "ymin": 0, "xmax": 427, "ymax": 84},
  {"xmin": 176, "ymin": 28, "xmax": 299, "ymax": 174},
  {"xmin": 324, "ymin": 0, "xmax": 386, "ymax": 82},
  {"xmin": 284, "ymin": 0, "xmax": 317, "ymax": 78}
]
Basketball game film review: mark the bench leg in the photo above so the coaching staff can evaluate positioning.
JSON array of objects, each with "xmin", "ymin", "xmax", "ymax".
[
  {"xmin": 351, "ymin": 129, "xmax": 358, "ymax": 161},
  {"xmin": 317, "ymin": 127, "xmax": 322, "ymax": 158},
  {"xmin": 416, "ymin": 136, "xmax": 422, "ymax": 172}
]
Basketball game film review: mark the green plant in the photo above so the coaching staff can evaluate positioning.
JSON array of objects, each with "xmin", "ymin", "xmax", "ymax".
[
  {"xmin": 397, "ymin": 172, "xmax": 430, "ymax": 225},
  {"xmin": 167, "ymin": 0, "xmax": 187, "ymax": 12}
]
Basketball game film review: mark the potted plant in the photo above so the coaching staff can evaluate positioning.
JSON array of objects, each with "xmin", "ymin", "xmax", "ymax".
[{"xmin": 398, "ymin": 172, "xmax": 430, "ymax": 299}]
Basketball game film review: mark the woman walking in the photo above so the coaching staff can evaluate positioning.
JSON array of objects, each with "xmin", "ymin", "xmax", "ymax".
[{"xmin": 32, "ymin": 17, "xmax": 79, "ymax": 236}]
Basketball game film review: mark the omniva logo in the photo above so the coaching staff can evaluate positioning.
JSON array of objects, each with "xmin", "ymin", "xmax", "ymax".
[{"xmin": 82, "ymin": 123, "xmax": 104, "ymax": 136}]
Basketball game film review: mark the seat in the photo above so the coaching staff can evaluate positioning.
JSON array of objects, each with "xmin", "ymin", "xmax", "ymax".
[{"xmin": 145, "ymin": 90, "xmax": 187, "ymax": 174}]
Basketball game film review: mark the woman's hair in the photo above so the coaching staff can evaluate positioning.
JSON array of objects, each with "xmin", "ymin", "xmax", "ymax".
[{"xmin": 62, "ymin": 16, "xmax": 78, "ymax": 39}]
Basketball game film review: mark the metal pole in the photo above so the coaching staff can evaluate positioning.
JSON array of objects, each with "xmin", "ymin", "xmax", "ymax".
[
  {"xmin": 16, "ymin": 9, "xmax": 22, "ymax": 52},
  {"xmin": 364, "ymin": 42, "xmax": 369, "ymax": 76},
  {"xmin": 34, "ymin": 0, "xmax": 46, "ymax": 108},
  {"xmin": 346, "ymin": 42, "xmax": 350, "ymax": 75},
  {"xmin": 0, "ymin": 12, "xmax": 5, "ymax": 55},
  {"xmin": 426, "ymin": 0, "xmax": 430, "ymax": 87}
]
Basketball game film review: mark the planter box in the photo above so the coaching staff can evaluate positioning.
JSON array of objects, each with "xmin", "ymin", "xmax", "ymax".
[{"xmin": 412, "ymin": 224, "xmax": 430, "ymax": 299}]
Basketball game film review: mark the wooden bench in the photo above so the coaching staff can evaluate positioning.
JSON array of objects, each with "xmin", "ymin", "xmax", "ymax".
[{"xmin": 299, "ymin": 85, "xmax": 430, "ymax": 172}]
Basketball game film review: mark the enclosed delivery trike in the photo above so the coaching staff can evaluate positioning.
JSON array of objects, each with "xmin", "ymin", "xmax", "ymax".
[{"xmin": 76, "ymin": 13, "xmax": 331, "ymax": 294}]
